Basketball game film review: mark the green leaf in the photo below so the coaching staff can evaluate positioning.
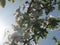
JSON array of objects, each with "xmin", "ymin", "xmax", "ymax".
[
  {"xmin": 45, "ymin": 9, "xmax": 49, "ymax": 15},
  {"xmin": 19, "ymin": 0, "xmax": 23, "ymax": 2},
  {"xmin": 54, "ymin": 0, "xmax": 57, "ymax": 4},
  {"xmin": 56, "ymin": 18, "xmax": 60, "ymax": 22},
  {"xmin": 47, "ymin": 17, "xmax": 58, "ymax": 29},
  {"xmin": 39, "ymin": 11, "xmax": 43, "ymax": 16},
  {"xmin": 53, "ymin": 36, "xmax": 57, "ymax": 42},
  {"xmin": 36, "ymin": 36, "xmax": 40, "ymax": 40},
  {"xmin": 57, "ymin": 41, "xmax": 60, "ymax": 45},
  {"xmin": 45, "ymin": 6, "xmax": 55, "ymax": 15},
  {"xmin": 31, "ymin": 27, "xmax": 34, "ymax": 33},
  {"xmin": 0, "ymin": 0, "xmax": 6, "ymax": 7},
  {"xmin": 42, "ymin": 0, "xmax": 48, "ymax": 2},
  {"xmin": 58, "ymin": 1, "xmax": 60, "ymax": 10},
  {"xmin": 8, "ymin": 0, "xmax": 15, "ymax": 3},
  {"xmin": 25, "ymin": 1, "xmax": 29, "ymax": 4}
]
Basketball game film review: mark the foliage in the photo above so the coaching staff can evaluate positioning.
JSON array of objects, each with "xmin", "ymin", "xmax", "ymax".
[
  {"xmin": 0, "ymin": 0, "xmax": 6, "ymax": 7},
  {"xmin": 1, "ymin": 0, "xmax": 60, "ymax": 45},
  {"xmin": 53, "ymin": 36, "xmax": 60, "ymax": 45}
]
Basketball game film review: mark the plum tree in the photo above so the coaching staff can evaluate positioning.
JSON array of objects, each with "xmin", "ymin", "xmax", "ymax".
[{"xmin": 0, "ymin": 0, "xmax": 60, "ymax": 45}]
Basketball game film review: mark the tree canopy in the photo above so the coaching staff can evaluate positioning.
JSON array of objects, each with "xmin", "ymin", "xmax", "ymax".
[{"xmin": 0, "ymin": 0, "xmax": 60, "ymax": 45}]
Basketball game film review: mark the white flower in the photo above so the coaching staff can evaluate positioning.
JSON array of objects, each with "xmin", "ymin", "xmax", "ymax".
[
  {"xmin": 47, "ymin": 15, "xmax": 54, "ymax": 20},
  {"xmin": 25, "ymin": 24, "xmax": 28, "ymax": 27},
  {"xmin": 37, "ymin": 32, "xmax": 40, "ymax": 34},
  {"xmin": 33, "ymin": 9, "xmax": 36, "ymax": 11},
  {"xmin": 29, "ymin": 13, "xmax": 32, "ymax": 16},
  {"xmin": 40, "ymin": 4, "xmax": 43, "ymax": 8},
  {"xmin": 49, "ymin": 15, "xmax": 54, "ymax": 18},
  {"xmin": 50, "ymin": 29, "xmax": 53, "ymax": 31},
  {"xmin": 14, "ymin": 12, "xmax": 19, "ymax": 17},
  {"xmin": 40, "ymin": 25, "xmax": 43, "ymax": 28},
  {"xmin": 46, "ymin": 21, "xmax": 49, "ymax": 25},
  {"xmin": 17, "ymin": 17, "xmax": 20, "ymax": 21}
]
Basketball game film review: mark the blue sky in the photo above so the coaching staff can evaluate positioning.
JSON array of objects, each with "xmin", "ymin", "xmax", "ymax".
[{"xmin": 0, "ymin": 0, "xmax": 60, "ymax": 45}]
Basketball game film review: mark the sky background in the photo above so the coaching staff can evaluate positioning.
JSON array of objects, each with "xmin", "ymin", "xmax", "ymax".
[{"xmin": 0, "ymin": 0, "xmax": 60, "ymax": 45}]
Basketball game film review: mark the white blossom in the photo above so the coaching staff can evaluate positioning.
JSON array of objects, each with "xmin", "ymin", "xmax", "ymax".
[
  {"xmin": 49, "ymin": 15, "xmax": 54, "ymax": 18},
  {"xmin": 40, "ymin": 4, "xmax": 43, "ymax": 8}
]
